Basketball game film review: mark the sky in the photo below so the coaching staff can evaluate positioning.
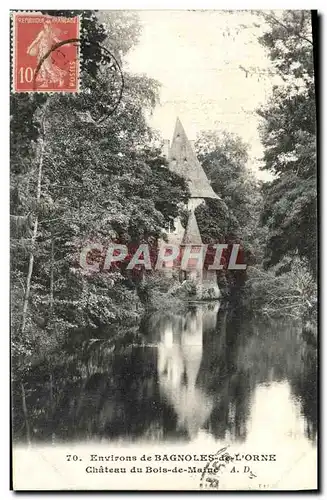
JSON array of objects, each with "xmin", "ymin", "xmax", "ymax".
[{"xmin": 124, "ymin": 10, "xmax": 280, "ymax": 181}]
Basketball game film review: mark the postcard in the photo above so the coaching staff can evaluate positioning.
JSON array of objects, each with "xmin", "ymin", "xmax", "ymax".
[{"xmin": 10, "ymin": 9, "xmax": 318, "ymax": 491}]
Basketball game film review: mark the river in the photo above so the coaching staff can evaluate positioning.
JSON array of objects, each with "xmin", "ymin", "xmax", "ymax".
[{"xmin": 13, "ymin": 301, "xmax": 317, "ymax": 449}]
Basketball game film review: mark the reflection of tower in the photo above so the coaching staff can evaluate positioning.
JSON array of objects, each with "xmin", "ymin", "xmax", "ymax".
[
  {"xmin": 157, "ymin": 304, "xmax": 218, "ymax": 438},
  {"xmin": 164, "ymin": 118, "xmax": 221, "ymax": 298},
  {"xmin": 200, "ymin": 304, "xmax": 253, "ymax": 442}
]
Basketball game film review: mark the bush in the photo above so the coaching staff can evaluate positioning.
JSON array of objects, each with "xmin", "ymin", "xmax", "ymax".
[
  {"xmin": 243, "ymin": 257, "xmax": 317, "ymax": 321},
  {"xmin": 139, "ymin": 272, "xmax": 196, "ymax": 311}
]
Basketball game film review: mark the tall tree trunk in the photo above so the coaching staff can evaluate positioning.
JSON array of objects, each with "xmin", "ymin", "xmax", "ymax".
[
  {"xmin": 21, "ymin": 99, "xmax": 49, "ymax": 335},
  {"xmin": 21, "ymin": 383, "xmax": 31, "ymax": 445},
  {"xmin": 49, "ymin": 234, "xmax": 55, "ymax": 319}
]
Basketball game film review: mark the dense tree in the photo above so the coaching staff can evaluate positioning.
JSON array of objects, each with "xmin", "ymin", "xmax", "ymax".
[
  {"xmin": 190, "ymin": 130, "xmax": 263, "ymax": 295},
  {"xmin": 194, "ymin": 129, "xmax": 263, "ymax": 261},
  {"xmin": 257, "ymin": 11, "xmax": 317, "ymax": 277},
  {"xmin": 10, "ymin": 11, "xmax": 189, "ymax": 368}
]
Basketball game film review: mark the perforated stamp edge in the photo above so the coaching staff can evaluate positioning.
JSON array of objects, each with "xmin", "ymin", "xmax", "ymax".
[{"xmin": 10, "ymin": 11, "xmax": 82, "ymax": 94}]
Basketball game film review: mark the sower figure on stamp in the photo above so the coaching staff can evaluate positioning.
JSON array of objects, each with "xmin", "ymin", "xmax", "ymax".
[{"xmin": 27, "ymin": 18, "xmax": 67, "ymax": 88}]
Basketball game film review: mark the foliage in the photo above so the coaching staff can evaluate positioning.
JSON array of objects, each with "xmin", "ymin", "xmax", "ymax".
[
  {"xmin": 10, "ymin": 11, "xmax": 189, "ymax": 371},
  {"xmin": 242, "ymin": 257, "xmax": 317, "ymax": 325},
  {"xmin": 138, "ymin": 272, "xmax": 196, "ymax": 312},
  {"xmin": 194, "ymin": 129, "xmax": 264, "ymax": 279},
  {"xmin": 257, "ymin": 10, "xmax": 317, "ymax": 277}
]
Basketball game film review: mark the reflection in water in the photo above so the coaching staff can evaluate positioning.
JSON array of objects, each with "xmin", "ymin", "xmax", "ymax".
[
  {"xmin": 12, "ymin": 302, "xmax": 317, "ymax": 447},
  {"xmin": 248, "ymin": 382, "xmax": 313, "ymax": 444},
  {"xmin": 157, "ymin": 305, "xmax": 217, "ymax": 438}
]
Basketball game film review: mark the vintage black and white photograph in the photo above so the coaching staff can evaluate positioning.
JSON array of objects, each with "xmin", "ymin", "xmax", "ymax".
[{"xmin": 10, "ymin": 8, "xmax": 318, "ymax": 491}]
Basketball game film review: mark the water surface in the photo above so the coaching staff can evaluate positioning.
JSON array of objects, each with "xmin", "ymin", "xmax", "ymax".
[{"xmin": 13, "ymin": 302, "xmax": 317, "ymax": 448}]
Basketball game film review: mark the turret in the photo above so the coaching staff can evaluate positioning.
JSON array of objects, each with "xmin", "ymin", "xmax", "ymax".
[{"xmin": 168, "ymin": 117, "xmax": 220, "ymax": 200}]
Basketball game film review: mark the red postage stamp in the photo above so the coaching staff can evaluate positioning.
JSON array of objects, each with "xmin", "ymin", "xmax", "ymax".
[{"xmin": 12, "ymin": 12, "xmax": 80, "ymax": 93}]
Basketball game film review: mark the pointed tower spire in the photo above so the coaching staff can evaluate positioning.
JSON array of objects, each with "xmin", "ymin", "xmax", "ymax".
[
  {"xmin": 181, "ymin": 211, "xmax": 202, "ymax": 245},
  {"xmin": 168, "ymin": 118, "xmax": 220, "ymax": 200}
]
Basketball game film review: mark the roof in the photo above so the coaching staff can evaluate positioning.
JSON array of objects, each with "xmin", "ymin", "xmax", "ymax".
[
  {"xmin": 168, "ymin": 118, "xmax": 220, "ymax": 200},
  {"xmin": 181, "ymin": 210, "xmax": 203, "ymax": 245}
]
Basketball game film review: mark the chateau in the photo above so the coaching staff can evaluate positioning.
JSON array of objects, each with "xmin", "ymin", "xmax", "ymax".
[{"xmin": 162, "ymin": 118, "xmax": 221, "ymax": 299}]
